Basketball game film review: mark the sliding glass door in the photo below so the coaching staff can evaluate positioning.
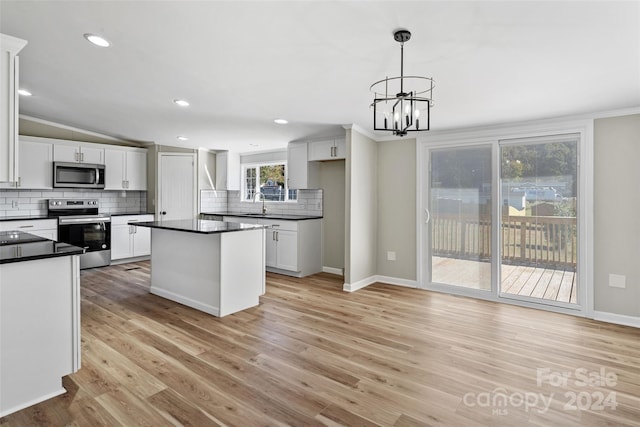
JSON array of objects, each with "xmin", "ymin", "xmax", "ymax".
[
  {"xmin": 428, "ymin": 146, "xmax": 493, "ymax": 291},
  {"xmin": 500, "ymin": 136, "xmax": 578, "ymax": 307},
  {"xmin": 422, "ymin": 133, "xmax": 582, "ymax": 311}
]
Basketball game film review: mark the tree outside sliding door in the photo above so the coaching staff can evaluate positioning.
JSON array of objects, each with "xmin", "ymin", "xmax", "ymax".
[
  {"xmin": 429, "ymin": 146, "xmax": 492, "ymax": 291},
  {"xmin": 499, "ymin": 136, "xmax": 578, "ymax": 306}
]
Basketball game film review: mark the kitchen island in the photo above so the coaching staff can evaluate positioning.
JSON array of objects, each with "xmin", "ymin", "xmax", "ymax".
[
  {"xmin": 134, "ymin": 219, "xmax": 267, "ymax": 317},
  {"xmin": 0, "ymin": 231, "xmax": 83, "ymax": 417}
]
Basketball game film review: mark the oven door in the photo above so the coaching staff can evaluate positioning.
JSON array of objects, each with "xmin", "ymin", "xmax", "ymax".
[{"xmin": 58, "ymin": 217, "xmax": 111, "ymax": 252}]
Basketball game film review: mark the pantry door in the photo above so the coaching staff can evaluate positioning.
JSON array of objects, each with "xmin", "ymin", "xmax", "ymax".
[{"xmin": 158, "ymin": 153, "xmax": 196, "ymax": 221}]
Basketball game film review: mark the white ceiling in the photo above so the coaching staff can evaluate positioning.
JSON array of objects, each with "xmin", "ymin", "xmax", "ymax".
[{"xmin": 1, "ymin": 1, "xmax": 639, "ymax": 152}]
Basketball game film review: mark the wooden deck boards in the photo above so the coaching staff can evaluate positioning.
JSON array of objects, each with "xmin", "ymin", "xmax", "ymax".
[{"xmin": 432, "ymin": 256, "xmax": 577, "ymax": 303}]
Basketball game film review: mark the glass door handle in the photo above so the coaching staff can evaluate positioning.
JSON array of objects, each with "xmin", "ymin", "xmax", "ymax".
[{"xmin": 424, "ymin": 208, "xmax": 431, "ymax": 224}]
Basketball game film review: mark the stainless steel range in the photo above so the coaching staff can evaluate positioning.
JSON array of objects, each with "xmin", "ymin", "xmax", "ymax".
[{"xmin": 48, "ymin": 199, "xmax": 111, "ymax": 269}]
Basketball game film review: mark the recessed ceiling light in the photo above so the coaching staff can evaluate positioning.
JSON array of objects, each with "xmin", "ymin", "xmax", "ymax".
[
  {"xmin": 18, "ymin": 89, "xmax": 32, "ymax": 96},
  {"xmin": 274, "ymin": 119, "xmax": 288, "ymax": 125},
  {"xmin": 173, "ymin": 99, "xmax": 190, "ymax": 107},
  {"xmin": 83, "ymin": 33, "xmax": 111, "ymax": 47},
  {"xmin": 177, "ymin": 136, "xmax": 189, "ymax": 141}
]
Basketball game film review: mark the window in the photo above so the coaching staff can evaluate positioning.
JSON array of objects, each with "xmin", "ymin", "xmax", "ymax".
[{"xmin": 242, "ymin": 162, "xmax": 297, "ymax": 202}]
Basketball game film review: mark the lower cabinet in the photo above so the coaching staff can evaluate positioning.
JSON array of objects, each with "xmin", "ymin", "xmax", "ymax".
[
  {"xmin": 222, "ymin": 216, "xmax": 321, "ymax": 277},
  {"xmin": 0, "ymin": 219, "xmax": 58, "ymax": 241},
  {"xmin": 110, "ymin": 215, "xmax": 153, "ymax": 261}
]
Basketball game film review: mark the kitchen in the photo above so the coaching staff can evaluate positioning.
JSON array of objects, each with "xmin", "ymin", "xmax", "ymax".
[{"xmin": 1, "ymin": 1, "xmax": 640, "ymax": 426}]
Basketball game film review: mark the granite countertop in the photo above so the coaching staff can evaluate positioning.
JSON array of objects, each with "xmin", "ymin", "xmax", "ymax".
[
  {"xmin": 134, "ymin": 219, "xmax": 269, "ymax": 235},
  {"xmin": 0, "ymin": 231, "xmax": 84, "ymax": 264},
  {"xmin": 201, "ymin": 212, "xmax": 323, "ymax": 221},
  {"xmin": 0, "ymin": 215, "xmax": 55, "ymax": 222}
]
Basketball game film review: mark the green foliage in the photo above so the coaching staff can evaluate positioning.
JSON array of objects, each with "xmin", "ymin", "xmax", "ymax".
[{"xmin": 260, "ymin": 165, "xmax": 285, "ymax": 187}]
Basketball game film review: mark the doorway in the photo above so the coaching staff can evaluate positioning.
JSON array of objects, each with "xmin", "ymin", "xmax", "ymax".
[
  {"xmin": 421, "ymin": 132, "xmax": 585, "ymax": 313},
  {"xmin": 157, "ymin": 153, "xmax": 196, "ymax": 221}
]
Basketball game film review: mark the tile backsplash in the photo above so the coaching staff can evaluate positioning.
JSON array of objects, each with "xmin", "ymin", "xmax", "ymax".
[
  {"xmin": 201, "ymin": 189, "xmax": 323, "ymax": 216},
  {"xmin": 0, "ymin": 189, "xmax": 147, "ymax": 217}
]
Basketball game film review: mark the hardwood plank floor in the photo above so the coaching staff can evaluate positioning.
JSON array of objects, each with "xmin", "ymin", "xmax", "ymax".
[{"xmin": 2, "ymin": 260, "xmax": 639, "ymax": 426}]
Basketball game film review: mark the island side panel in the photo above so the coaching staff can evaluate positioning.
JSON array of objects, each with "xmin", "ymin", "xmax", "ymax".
[
  {"xmin": 0, "ymin": 255, "xmax": 78, "ymax": 417},
  {"xmin": 149, "ymin": 228, "xmax": 221, "ymax": 316},
  {"xmin": 219, "ymin": 228, "xmax": 265, "ymax": 317}
]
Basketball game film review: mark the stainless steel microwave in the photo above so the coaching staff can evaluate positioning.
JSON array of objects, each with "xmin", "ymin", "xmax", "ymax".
[{"xmin": 53, "ymin": 162, "xmax": 105, "ymax": 189}]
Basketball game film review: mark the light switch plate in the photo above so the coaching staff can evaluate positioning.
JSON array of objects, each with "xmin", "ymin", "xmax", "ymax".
[
  {"xmin": 387, "ymin": 251, "xmax": 396, "ymax": 261},
  {"xmin": 609, "ymin": 273, "xmax": 626, "ymax": 288}
]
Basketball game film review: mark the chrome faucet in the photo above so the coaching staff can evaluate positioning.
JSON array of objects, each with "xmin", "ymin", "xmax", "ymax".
[{"xmin": 254, "ymin": 192, "xmax": 267, "ymax": 214}]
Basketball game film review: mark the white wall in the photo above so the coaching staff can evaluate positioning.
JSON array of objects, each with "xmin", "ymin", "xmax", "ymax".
[
  {"xmin": 593, "ymin": 114, "xmax": 640, "ymax": 318},
  {"xmin": 344, "ymin": 128, "xmax": 377, "ymax": 286}
]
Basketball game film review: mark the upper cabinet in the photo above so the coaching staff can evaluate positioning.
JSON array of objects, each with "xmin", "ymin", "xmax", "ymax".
[
  {"xmin": 287, "ymin": 142, "xmax": 309, "ymax": 189},
  {"xmin": 307, "ymin": 137, "xmax": 346, "ymax": 161},
  {"xmin": 19, "ymin": 137, "xmax": 53, "ymax": 189},
  {"xmin": 0, "ymin": 34, "xmax": 27, "ymax": 184},
  {"xmin": 53, "ymin": 142, "xmax": 104, "ymax": 164},
  {"xmin": 0, "ymin": 136, "xmax": 53, "ymax": 189},
  {"xmin": 215, "ymin": 151, "xmax": 240, "ymax": 191},
  {"xmin": 104, "ymin": 146, "xmax": 147, "ymax": 191}
]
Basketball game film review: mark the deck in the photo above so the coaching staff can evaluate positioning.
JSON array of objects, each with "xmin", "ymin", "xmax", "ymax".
[{"xmin": 432, "ymin": 256, "xmax": 577, "ymax": 303}]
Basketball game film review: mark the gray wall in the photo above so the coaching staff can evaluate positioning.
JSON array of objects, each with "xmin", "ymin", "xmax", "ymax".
[
  {"xmin": 594, "ymin": 114, "xmax": 640, "ymax": 317},
  {"xmin": 345, "ymin": 128, "xmax": 378, "ymax": 285},
  {"xmin": 319, "ymin": 159, "xmax": 345, "ymax": 271},
  {"xmin": 377, "ymin": 138, "xmax": 417, "ymax": 280}
]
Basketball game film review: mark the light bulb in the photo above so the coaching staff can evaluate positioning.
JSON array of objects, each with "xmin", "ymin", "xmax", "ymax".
[{"xmin": 415, "ymin": 109, "xmax": 420, "ymax": 118}]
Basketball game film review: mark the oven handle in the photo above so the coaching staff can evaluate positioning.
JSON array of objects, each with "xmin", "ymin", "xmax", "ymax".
[{"xmin": 59, "ymin": 216, "xmax": 111, "ymax": 225}]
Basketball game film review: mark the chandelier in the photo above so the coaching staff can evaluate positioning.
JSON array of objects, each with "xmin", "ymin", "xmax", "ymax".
[{"xmin": 370, "ymin": 29, "xmax": 434, "ymax": 137}]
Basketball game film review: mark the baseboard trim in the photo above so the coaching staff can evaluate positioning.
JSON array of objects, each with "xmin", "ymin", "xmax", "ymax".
[
  {"xmin": 375, "ymin": 275, "xmax": 418, "ymax": 288},
  {"xmin": 343, "ymin": 275, "xmax": 377, "ymax": 292},
  {"xmin": 593, "ymin": 311, "xmax": 640, "ymax": 328},
  {"xmin": 343, "ymin": 275, "xmax": 418, "ymax": 292},
  {"xmin": 323, "ymin": 266, "xmax": 344, "ymax": 276}
]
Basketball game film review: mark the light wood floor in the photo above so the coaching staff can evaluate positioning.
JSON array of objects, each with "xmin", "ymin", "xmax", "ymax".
[
  {"xmin": 433, "ymin": 256, "xmax": 577, "ymax": 303},
  {"xmin": 2, "ymin": 261, "xmax": 639, "ymax": 426}
]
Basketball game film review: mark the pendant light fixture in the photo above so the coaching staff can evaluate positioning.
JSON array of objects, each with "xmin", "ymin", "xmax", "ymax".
[{"xmin": 370, "ymin": 29, "xmax": 434, "ymax": 136}]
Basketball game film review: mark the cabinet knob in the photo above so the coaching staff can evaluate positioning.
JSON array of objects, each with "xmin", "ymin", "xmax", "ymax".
[{"xmin": 161, "ymin": 211, "xmax": 167, "ymax": 215}]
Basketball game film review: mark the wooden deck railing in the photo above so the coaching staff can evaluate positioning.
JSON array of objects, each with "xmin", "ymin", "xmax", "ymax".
[{"xmin": 431, "ymin": 214, "xmax": 577, "ymax": 270}]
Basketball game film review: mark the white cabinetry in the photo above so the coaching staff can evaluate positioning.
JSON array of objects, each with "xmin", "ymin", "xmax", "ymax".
[
  {"xmin": 308, "ymin": 137, "xmax": 346, "ymax": 161},
  {"xmin": 18, "ymin": 138, "xmax": 53, "ymax": 189},
  {"xmin": 0, "ymin": 254, "xmax": 80, "ymax": 417},
  {"xmin": 261, "ymin": 219, "xmax": 298, "ymax": 271},
  {"xmin": 104, "ymin": 147, "xmax": 147, "ymax": 190},
  {"xmin": 287, "ymin": 142, "xmax": 319, "ymax": 189},
  {"xmin": 0, "ymin": 34, "xmax": 27, "ymax": 184},
  {"xmin": 53, "ymin": 142, "xmax": 104, "ymax": 164},
  {"xmin": 110, "ymin": 214, "xmax": 153, "ymax": 261},
  {"xmin": 0, "ymin": 137, "xmax": 53, "ymax": 189},
  {"xmin": 0, "ymin": 219, "xmax": 58, "ymax": 241},
  {"xmin": 215, "ymin": 151, "xmax": 240, "ymax": 190},
  {"xmin": 222, "ymin": 216, "xmax": 321, "ymax": 277}
]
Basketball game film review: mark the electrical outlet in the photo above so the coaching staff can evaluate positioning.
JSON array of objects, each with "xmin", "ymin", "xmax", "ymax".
[
  {"xmin": 609, "ymin": 274, "xmax": 626, "ymax": 289},
  {"xmin": 387, "ymin": 251, "xmax": 396, "ymax": 261},
  {"xmin": 10, "ymin": 200, "xmax": 18, "ymax": 209},
  {"xmin": 315, "ymin": 201, "xmax": 322, "ymax": 210}
]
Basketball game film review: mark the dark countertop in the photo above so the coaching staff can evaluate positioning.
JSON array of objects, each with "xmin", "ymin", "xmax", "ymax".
[
  {"xmin": 134, "ymin": 219, "xmax": 268, "ymax": 235},
  {"xmin": 111, "ymin": 212, "xmax": 153, "ymax": 217},
  {"xmin": 201, "ymin": 212, "xmax": 323, "ymax": 221},
  {"xmin": 0, "ymin": 215, "xmax": 55, "ymax": 222},
  {"xmin": 0, "ymin": 231, "xmax": 84, "ymax": 264}
]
